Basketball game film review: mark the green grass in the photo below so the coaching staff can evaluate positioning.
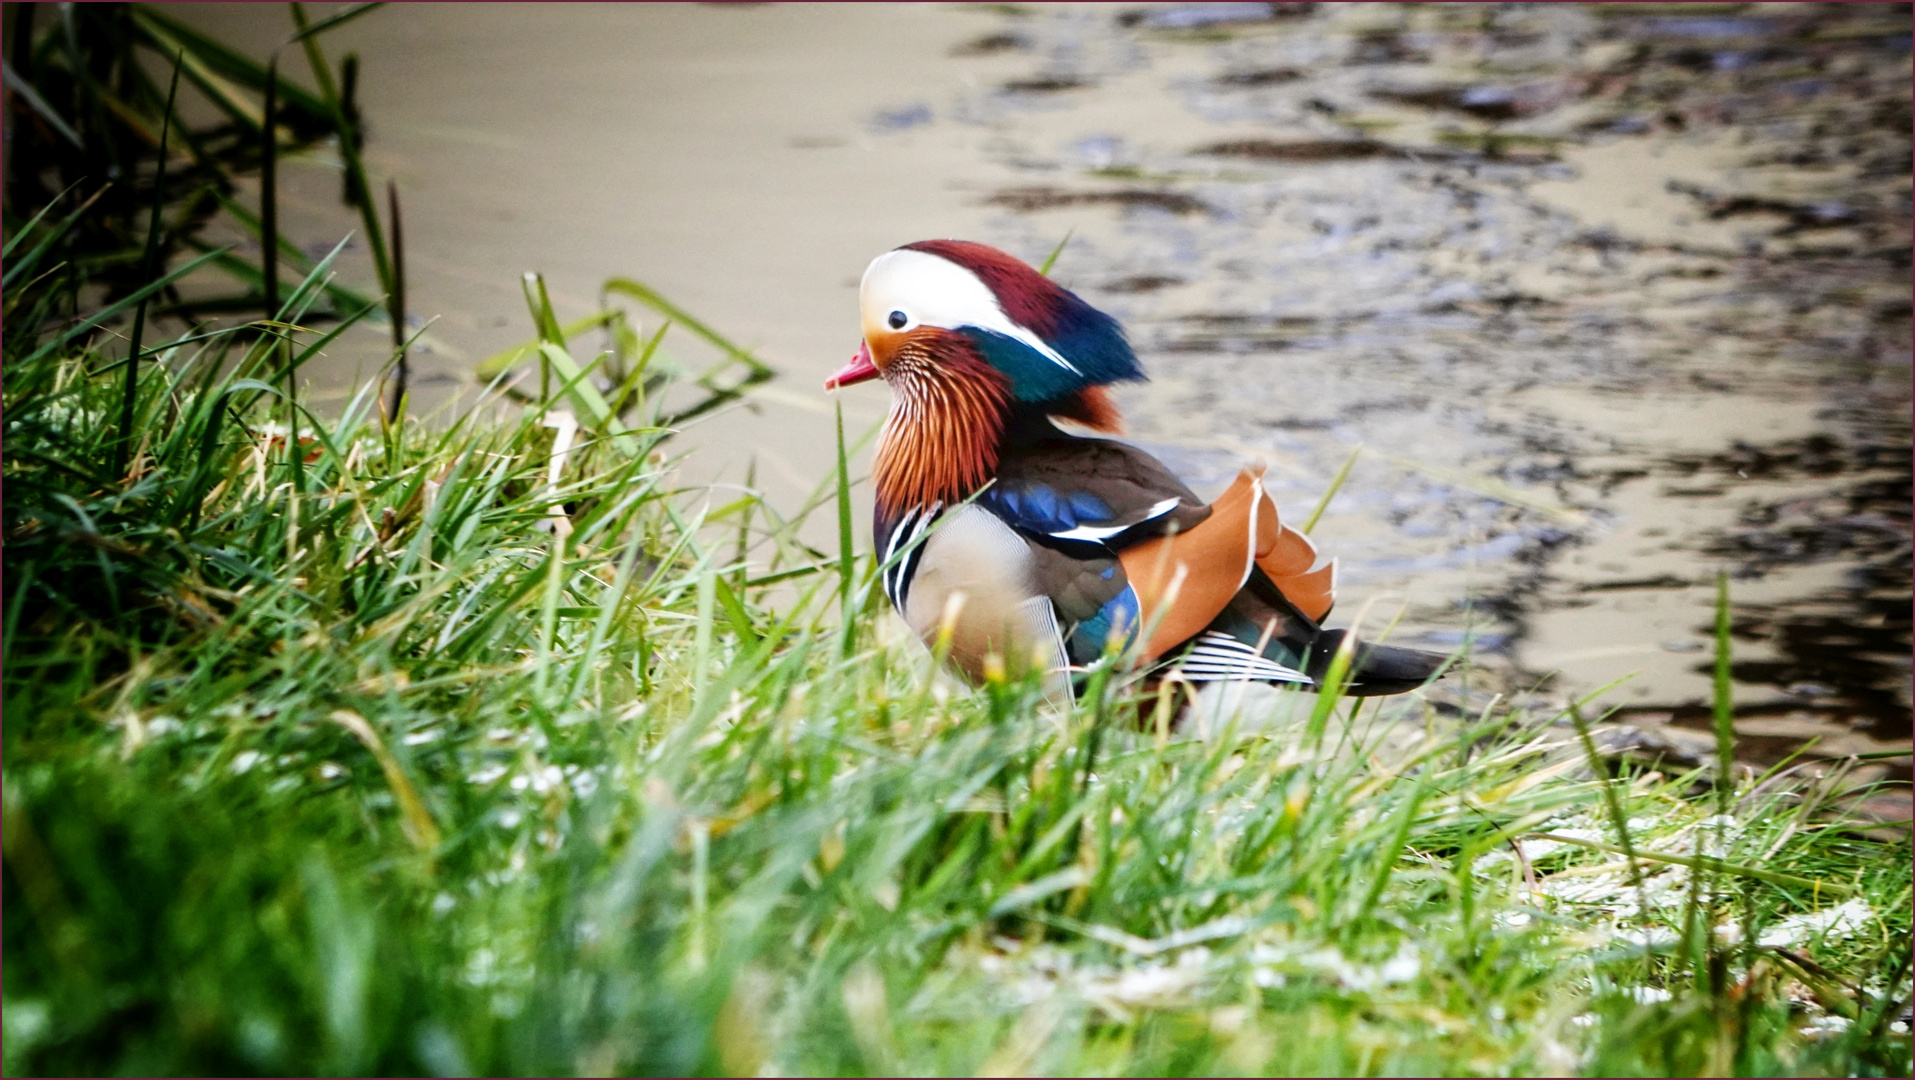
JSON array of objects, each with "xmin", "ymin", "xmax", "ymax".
[{"xmin": 5, "ymin": 216, "xmax": 1911, "ymax": 1076}]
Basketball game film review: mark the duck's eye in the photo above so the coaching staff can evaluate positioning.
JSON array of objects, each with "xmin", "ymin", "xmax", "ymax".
[{"xmin": 888, "ymin": 310, "xmax": 908, "ymax": 330}]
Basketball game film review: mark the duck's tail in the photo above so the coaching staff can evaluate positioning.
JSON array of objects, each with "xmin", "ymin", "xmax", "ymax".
[
  {"xmin": 1159, "ymin": 567, "xmax": 1449, "ymax": 697},
  {"xmin": 1302, "ymin": 628, "xmax": 1451, "ymax": 697}
]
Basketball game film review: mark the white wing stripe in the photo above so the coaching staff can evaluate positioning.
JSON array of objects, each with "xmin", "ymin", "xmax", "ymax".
[
  {"xmin": 1047, "ymin": 522, "xmax": 1132, "ymax": 542},
  {"xmin": 1046, "ymin": 497, "xmax": 1183, "ymax": 542}
]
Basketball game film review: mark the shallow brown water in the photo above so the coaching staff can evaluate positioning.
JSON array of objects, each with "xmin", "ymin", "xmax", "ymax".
[{"xmin": 178, "ymin": 3, "xmax": 1911, "ymax": 783}]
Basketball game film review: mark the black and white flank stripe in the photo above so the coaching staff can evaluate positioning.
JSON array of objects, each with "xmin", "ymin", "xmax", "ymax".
[
  {"xmin": 1171, "ymin": 631, "xmax": 1312, "ymax": 684},
  {"xmin": 880, "ymin": 502, "xmax": 942, "ymax": 611}
]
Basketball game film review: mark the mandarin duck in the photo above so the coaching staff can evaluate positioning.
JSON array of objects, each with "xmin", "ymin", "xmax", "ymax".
[{"xmin": 825, "ymin": 240, "xmax": 1446, "ymax": 699}]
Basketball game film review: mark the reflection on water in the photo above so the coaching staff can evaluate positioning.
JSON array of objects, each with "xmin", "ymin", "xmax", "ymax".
[{"xmin": 179, "ymin": 3, "xmax": 1910, "ymax": 786}]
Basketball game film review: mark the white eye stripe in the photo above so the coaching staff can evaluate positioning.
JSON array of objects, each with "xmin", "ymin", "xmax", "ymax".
[{"xmin": 862, "ymin": 249, "xmax": 1079, "ymax": 375}]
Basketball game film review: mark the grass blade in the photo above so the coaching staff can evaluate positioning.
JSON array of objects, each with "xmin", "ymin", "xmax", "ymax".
[
  {"xmin": 290, "ymin": 3, "xmax": 392, "ymax": 298},
  {"xmin": 475, "ymin": 311, "xmax": 624, "ymax": 380},
  {"xmin": 602, "ymin": 277, "xmax": 774, "ymax": 380},
  {"xmin": 1301, "ymin": 443, "xmax": 1361, "ymax": 535},
  {"xmin": 1, "ymin": 180, "xmax": 80, "ymax": 261},
  {"xmin": 261, "ymin": 55, "xmax": 280, "ymax": 320},
  {"xmin": 130, "ymin": 4, "xmax": 330, "ymax": 119},
  {"xmin": 1567, "ymin": 701, "xmax": 1650, "ymax": 913},
  {"xmin": 113, "ymin": 53, "xmax": 181, "ymax": 483},
  {"xmin": 386, "ymin": 181, "xmax": 407, "ymax": 418},
  {"xmin": 1038, "ymin": 229, "xmax": 1073, "ymax": 277},
  {"xmin": 1353, "ymin": 760, "xmax": 1433, "ymax": 922},
  {"xmin": 1, "ymin": 58, "xmax": 84, "ymax": 148},
  {"xmin": 2, "ymin": 183, "xmax": 106, "ymax": 290},
  {"xmin": 208, "ymin": 192, "xmax": 380, "ymax": 314},
  {"xmin": 283, "ymin": 2, "xmax": 385, "ymax": 45},
  {"xmin": 1526, "ymin": 832, "xmax": 1852, "ymax": 896},
  {"xmin": 836, "ymin": 400, "xmax": 856, "ymax": 656},
  {"xmin": 1712, "ymin": 570, "xmax": 1737, "ymax": 817}
]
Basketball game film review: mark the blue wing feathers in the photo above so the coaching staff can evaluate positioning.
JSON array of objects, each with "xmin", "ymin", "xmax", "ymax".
[
  {"xmin": 985, "ymin": 482, "xmax": 1122, "ymax": 536},
  {"xmin": 1026, "ymin": 486, "xmax": 1059, "ymax": 521},
  {"xmin": 1067, "ymin": 586, "xmax": 1140, "ymax": 666},
  {"xmin": 1069, "ymin": 491, "xmax": 1110, "ymax": 520}
]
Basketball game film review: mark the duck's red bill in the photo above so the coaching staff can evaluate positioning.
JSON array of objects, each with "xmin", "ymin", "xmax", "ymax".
[{"xmin": 825, "ymin": 341, "xmax": 880, "ymax": 390}]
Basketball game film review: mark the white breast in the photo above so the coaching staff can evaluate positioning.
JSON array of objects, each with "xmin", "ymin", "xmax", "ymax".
[{"xmin": 899, "ymin": 505, "xmax": 1064, "ymax": 687}]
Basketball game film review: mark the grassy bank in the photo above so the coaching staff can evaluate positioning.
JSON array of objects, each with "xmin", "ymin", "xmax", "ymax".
[{"xmin": 4, "ymin": 202, "xmax": 1910, "ymax": 1077}]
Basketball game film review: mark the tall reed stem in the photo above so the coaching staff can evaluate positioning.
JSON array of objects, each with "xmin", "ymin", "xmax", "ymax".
[
  {"xmin": 114, "ymin": 55, "xmax": 181, "ymax": 482},
  {"xmin": 387, "ymin": 181, "xmax": 408, "ymax": 419},
  {"xmin": 261, "ymin": 56, "xmax": 279, "ymax": 322}
]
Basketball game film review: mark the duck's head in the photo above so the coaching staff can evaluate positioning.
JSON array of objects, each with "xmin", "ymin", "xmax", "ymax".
[
  {"xmin": 830, "ymin": 240, "xmax": 1146, "ymax": 510},
  {"xmin": 827, "ymin": 239, "xmax": 1144, "ymax": 409}
]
